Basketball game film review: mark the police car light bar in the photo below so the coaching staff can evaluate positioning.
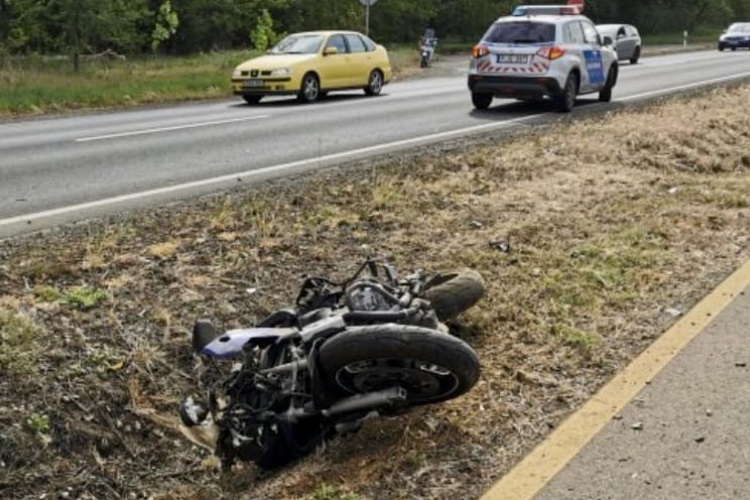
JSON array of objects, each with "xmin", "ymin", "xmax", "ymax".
[{"xmin": 512, "ymin": 2, "xmax": 583, "ymax": 16}]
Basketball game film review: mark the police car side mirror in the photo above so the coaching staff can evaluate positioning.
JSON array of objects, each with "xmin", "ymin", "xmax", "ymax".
[{"xmin": 602, "ymin": 36, "xmax": 614, "ymax": 46}]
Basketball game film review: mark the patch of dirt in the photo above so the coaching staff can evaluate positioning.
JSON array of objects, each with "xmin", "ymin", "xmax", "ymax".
[{"xmin": 2, "ymin": 85, "xmax": 750, "ymax": 500}]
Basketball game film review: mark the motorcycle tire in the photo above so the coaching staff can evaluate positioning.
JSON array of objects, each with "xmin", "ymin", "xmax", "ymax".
[
  {"xmin": 319, "ymin": 325, "xmax": 480, "ymax": 406},
  {"xmin": 423, "ymin": 270, "xmax": 486, "ymax": 321}
]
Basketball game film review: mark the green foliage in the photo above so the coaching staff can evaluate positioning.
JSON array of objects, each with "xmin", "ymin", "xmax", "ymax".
[
  {"xmin": 250, "ymin": 9, "xmax": 275, "ymax": 51},
  {"xmin": 152, "ymin": 1, "xmax": 179, "ymax": 53},
  {"xmin": 32, "ymin": 284, "xmax": 107, "ymax": 309},
  {"xmin": 310, "ymin": 484, "xmax": 363, "ymax": 500},
  {"xmin": 1, "ymin": 0, "xmax": 750, "ymax": 56},
  {"xmin": 26, "ymin": 413, "xmax": 51, "ymax": 434},
  {"xmin": 61, "ymin": 287, "xmax": 108, "ymax": 310}
]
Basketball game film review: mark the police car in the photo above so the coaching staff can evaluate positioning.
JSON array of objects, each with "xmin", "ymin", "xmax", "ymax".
[{"xmin": 468, "ymin": 2, "xmax": 618, "ymax": 112}]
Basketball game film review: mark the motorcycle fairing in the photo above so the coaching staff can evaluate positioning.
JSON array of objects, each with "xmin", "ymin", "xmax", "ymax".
[{"xmin": 202, "ymin": 328, "xmax": 297, "ymax": 358}]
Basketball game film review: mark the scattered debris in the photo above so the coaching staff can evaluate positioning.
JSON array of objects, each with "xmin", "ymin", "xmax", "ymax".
[
  {"xmin": 736, "ymin": 362, "xmax": 748, "ymax": 368},
  {"xmin": 695, "ymin": 437, "xmax": 706, "ymax": 444},
  {"xmin": 631, "ymin": 422, "xmax": 644, "ymax": 431},
  {"xmin": 489, "ymin": 240, "xmax": 511, "ymax": 253},
  {"xmin": 665, "ymin": 307, "xmax": 683, "ymax": 318},
  {"xmin": 470, "ymin": 220, "xmax": 484, "ymax": 229}
]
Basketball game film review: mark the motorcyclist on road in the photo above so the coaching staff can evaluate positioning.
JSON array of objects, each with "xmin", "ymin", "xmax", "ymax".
[{"xmin": 419, "ymin": 28, "xmax": 438, "ymax": 68}]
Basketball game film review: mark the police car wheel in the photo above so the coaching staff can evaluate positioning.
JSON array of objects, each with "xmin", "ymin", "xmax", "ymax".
[
  {"xmin": 554, "ymin": 73, "xmax": 578, "ymax": 113},
  {"xmin": 472, "ymin": 93, "xmax": 493, "ymax": 110},
  {"xmin": 599, "ymin": 67, "xmax": 616, "ymax": 103}
]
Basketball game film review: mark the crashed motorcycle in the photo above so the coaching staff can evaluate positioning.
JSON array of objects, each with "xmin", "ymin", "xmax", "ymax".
[{"xmin": 180, "ymin": 259, "xmax": 485, "ymax": 470}]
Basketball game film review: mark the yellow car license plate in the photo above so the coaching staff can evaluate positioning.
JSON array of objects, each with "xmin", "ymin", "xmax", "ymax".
[{"xmin": 243, "ymin": 79, "xmax": 264, "ymax": 88}]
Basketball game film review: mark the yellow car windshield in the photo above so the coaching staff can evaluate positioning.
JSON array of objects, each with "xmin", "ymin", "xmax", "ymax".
[{"xmin": 270, "ymin": 35, "xmax": 325, "ymax": 55}]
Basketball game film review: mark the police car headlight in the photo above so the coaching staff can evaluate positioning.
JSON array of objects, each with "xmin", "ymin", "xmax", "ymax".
[{"xmin": 270, "ymin": 68, "xmax": 291, "ymax": 76}]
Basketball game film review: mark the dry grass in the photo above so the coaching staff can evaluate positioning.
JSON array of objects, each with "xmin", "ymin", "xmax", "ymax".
[{"xmin": 1, "ymin": 85, "xmax": 750, "ymax": 500}]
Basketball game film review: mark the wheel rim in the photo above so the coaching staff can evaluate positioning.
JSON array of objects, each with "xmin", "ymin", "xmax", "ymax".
[
  {"xmin": 370, "ymin": 72, "xmax": 382, "ymax": 94},
  {"xmin": 304, "ymin": 76, "xmax": 319, "ymax": 101},
  {"xmin": 336, "ymin": 358, "xmax": 460, "ymax": 403}
]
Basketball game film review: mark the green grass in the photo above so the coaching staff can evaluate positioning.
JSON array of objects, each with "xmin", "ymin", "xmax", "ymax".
[
  {"xmin": 0, "ymin": 309, "xmax": 45, "ymax": 376},
  {"xmin": 0, "ymin": 50, "xmax": 257, "ymax": 116},
  {"xmin": 642, "ymin": 27, "xmax": 723, "ymax": 46},
  {"xmin": 34, "ymin": 284, "xmax": 108, "ymax": 310},
  {"xmin": 310, "ymin": 484, "xmax": 363, "ymax": 500}
]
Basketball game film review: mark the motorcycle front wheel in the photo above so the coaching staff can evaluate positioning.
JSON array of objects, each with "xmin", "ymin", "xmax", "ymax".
[
  {"xmin": 423, "ymin": 270, "xmax": 486, "ymax": 321},
  {"xmin": 319, "ymin": 325, "xmax": 480, "ymax": 406}
]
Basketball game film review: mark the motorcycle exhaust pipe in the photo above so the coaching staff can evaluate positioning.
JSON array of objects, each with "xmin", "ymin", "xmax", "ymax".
[{"xmin": 321, "ymin": 387, "xmax": 407, "ymax": 417}]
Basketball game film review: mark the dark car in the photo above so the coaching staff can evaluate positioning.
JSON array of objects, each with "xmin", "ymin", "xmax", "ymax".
[
  {"xmin": 719, "ymin": 23, "xmax": 750, "ymax": 51},
  {"xmin": 597, "ymin": 24, "xmax": 642, "ymax": 64}
]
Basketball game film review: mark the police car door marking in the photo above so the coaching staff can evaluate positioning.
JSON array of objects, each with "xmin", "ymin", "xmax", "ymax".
[{"xmin": 583, "ymin": 50, "xmax": 605, "ymax": 84}]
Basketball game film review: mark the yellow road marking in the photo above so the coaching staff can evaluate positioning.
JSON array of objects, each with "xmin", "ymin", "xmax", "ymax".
[{"xmin": 480, "ymin": 257, "xmax": 750, "ymax": 500}]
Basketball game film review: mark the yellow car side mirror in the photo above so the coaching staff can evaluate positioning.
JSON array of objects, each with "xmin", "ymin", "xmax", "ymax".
[{"xmin": 324, "ymin": 47, "xmax": 339, "ymax": 56}]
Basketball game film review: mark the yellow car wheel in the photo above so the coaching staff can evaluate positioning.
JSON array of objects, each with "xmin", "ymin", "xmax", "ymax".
[
  {"xmin": 298, "ymin": 73, "xmax": 321, "ymax": 104},
  {"xmin": 364, "ymin": 70, "xmax": 384, "ymax": 96}
]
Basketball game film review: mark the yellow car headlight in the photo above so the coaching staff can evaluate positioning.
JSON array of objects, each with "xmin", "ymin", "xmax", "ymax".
[
  {"xmin": 232, "ymin": 68, "xmax": 242, "ymax": 78},
  {"xmin": 270, "ymin": 68, "xmax": 291, "ymax": 76}
]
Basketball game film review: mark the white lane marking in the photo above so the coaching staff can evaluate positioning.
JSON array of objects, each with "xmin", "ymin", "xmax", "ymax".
[
  {"xmin": 0, "ymin": 113, "xmax": 549, "ymax": 228},
  {"xmin": 75, "ymin": 115, "xmax": 270, "ymax": 142},
  {"xmin": 619, "ymin": 71, "xmax": 750, "ymax": 101}
]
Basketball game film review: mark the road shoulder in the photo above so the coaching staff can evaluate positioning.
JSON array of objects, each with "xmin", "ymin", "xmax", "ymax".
[{"xmin": 481, "ymin": 258, "xmax": 750, "ymax": 500}]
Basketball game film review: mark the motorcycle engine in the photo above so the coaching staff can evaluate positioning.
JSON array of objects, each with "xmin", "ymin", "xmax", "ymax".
[{"xmin": 345, "ymin": 280, "xmax": 393, "ymax": 312}]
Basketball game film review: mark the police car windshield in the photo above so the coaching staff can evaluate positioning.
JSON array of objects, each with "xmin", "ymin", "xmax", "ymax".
[
  {"xmin": 483, "ymin": 22, "xmax": 556, "ymax": 44},
  {"xmin": 728, "ymin": 24, "xmax": 750, "ymax": 33},
  {"xmin": 270, "ymin": 35, "xmax": 324, "ymax": 54}
]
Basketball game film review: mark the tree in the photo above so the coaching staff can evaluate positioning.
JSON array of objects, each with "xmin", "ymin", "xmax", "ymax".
[
  {"xmin": 152, "ymin": 1, "xmax": 179, "ymax": 53},
  {"xmin": 46, "ymin": 0, "xmax": 149, "ymax": 70},
  {"xmin": 249, "ymin": 9, "xmax": 274, "ymax": 51}
]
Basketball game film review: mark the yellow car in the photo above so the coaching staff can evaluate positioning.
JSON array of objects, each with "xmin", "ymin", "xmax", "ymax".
[{"xmin": 231, "ymin": 31, "xmax": 392, "ymax": 104}]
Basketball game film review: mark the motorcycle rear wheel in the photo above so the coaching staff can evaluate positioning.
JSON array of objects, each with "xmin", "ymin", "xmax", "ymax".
[
  {"xmin": 319, "ymin": 325, "xmax": 480, "ymax": 405},
  {"xmin": 423, "ymin": 270, "xmax": 486, "ymax": 321}
]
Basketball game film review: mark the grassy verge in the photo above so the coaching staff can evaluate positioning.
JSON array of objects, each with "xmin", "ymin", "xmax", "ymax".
[
  {"xmin": 0, "ymin": 51, "xmax": 257, "ymax": 116},
  {"xmin": 2, "ymin": 85, "xmax": 750, "ymax": 500},
  {"xmin": 0, "ymin": 47, "xmax": 424, "ymax": 117},
  {"xmin": 642, "ymin": 27, "xmax": 722, "ymax": 45}
]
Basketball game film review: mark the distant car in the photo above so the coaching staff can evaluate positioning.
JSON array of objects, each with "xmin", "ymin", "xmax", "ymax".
[
  {"xmin": 718, "ymin": 23, "xmax": 750, "ymax": 51},
  {"xmin": 596, "ymin": 24, "xmax": 642, "ymax": 64},
  {"xmin": 231, "ymin": 31, "xmax": 392, "ymax": 104},
  {"xmin": 468, "ymin": 4, "xmax": 619, "ymax": 112}
]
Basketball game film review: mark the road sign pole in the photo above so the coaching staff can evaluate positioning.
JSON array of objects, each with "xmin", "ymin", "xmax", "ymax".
[{"xmin": 359, "ymin": 0, "xmax": 377, "ymax": 36}]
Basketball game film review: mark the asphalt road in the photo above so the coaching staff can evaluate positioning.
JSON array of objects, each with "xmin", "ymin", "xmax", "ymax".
[
  {"xmin": 532, "ymin": 283, "xmax": 750, "ymax": 500},
  {"xmin": 2, "ymin": 50, "xmax": 750, "ymax": 237}
]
